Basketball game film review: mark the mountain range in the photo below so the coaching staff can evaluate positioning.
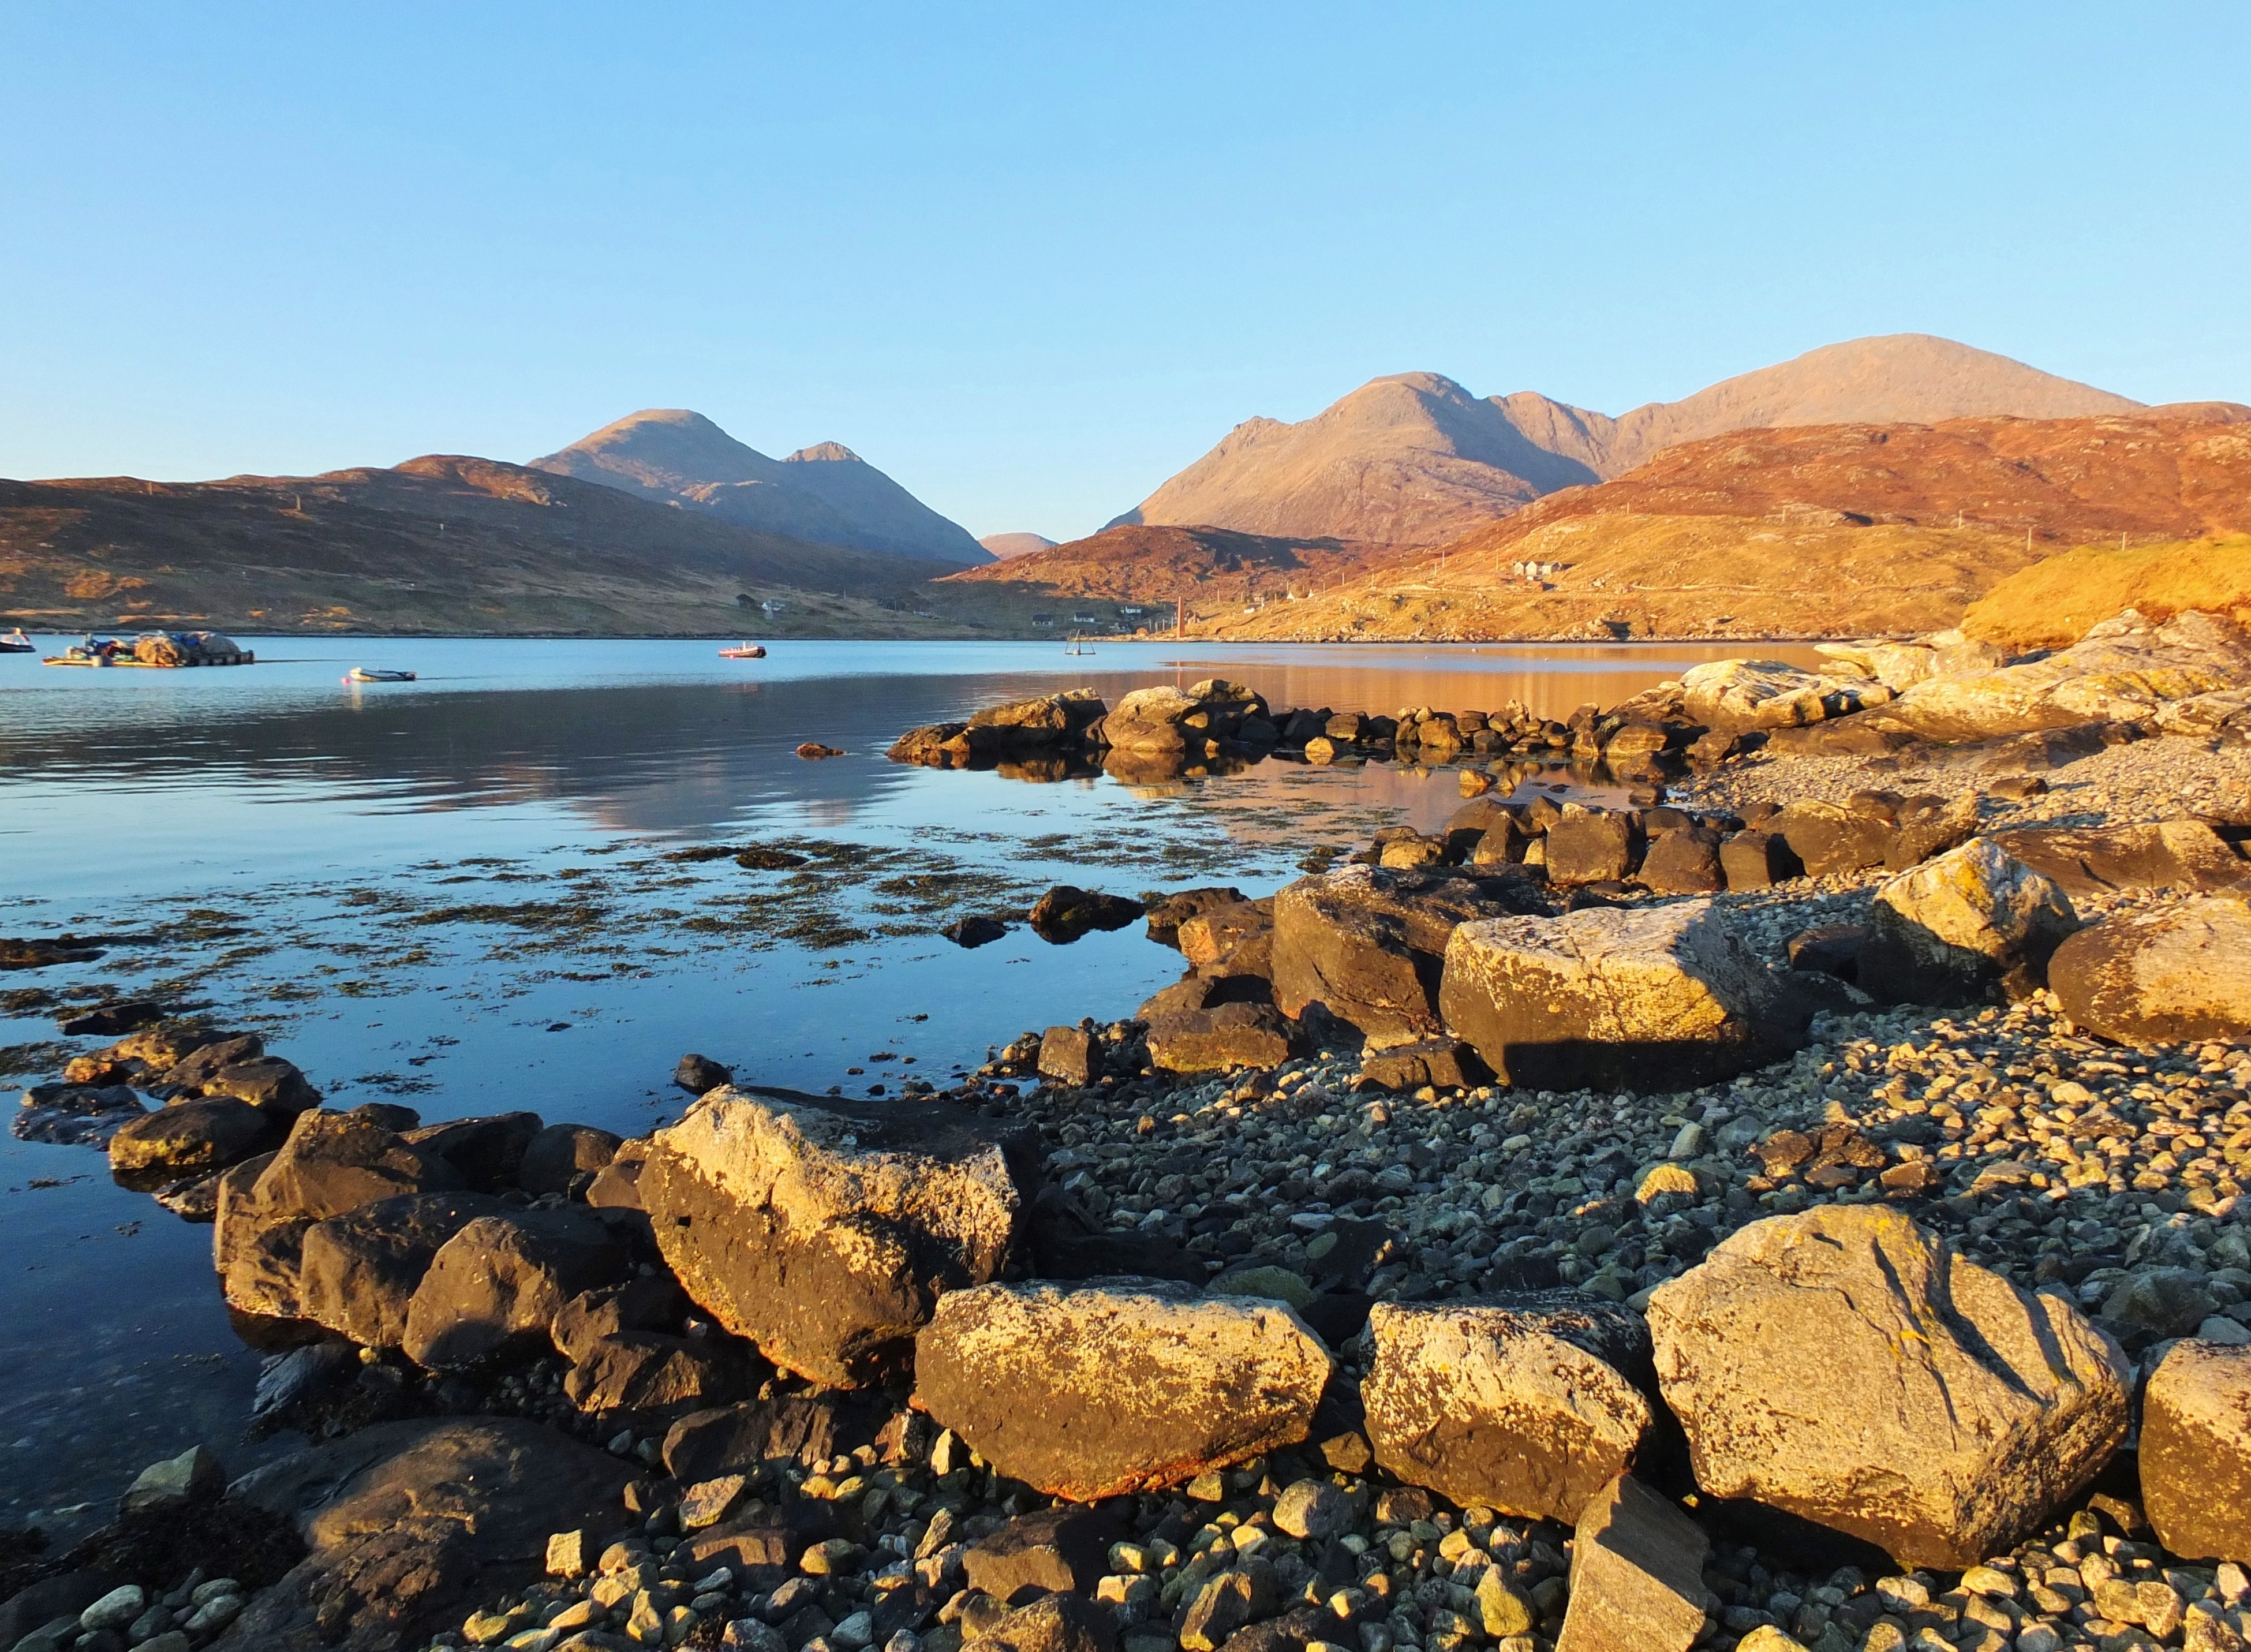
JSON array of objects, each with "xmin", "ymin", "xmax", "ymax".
[
  {"xmin": 1109, "ymin": 334, "xmax": 2198, "ymax": 547},
  {"xmin": 532, "ymin": 409, "xmax": 989, "ymax": 565}
]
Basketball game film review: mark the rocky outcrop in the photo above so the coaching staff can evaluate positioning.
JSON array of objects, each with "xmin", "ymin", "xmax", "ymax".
[
  {"xmin": 2048, "ymin": 896, "xmax": 2251, "ymax": 1044},
  {"xmin": 1273, "ymin": 864, "xmax": 1548, "ymax": 1049},
  {"xmin": 106, "ymin": 1096, "xmax": 276, "ymax": 1185},
  {"xmin": 517, "ymin": 1123, "xmax": 623, "ymax": 1195},
  {"xmin": 1681, "ymin": 659, "xmax": 1892, "ymax": 730},
  {"xmin": 913, "ymin": 1279, "xmax": 1332, "ymax": 1500},
  {"xmin": 1646, "ymin": 1206, "xmax": 2130, "ymax": 1567},
  {"xmin": 1139, "ymin": 975, "xmax": 1299, "ymax": 1074},
  {"xmin": 2138, "ymin": 1339, "xmax": 2251, "ymax": 1565},
  {"xmin": 1991, "ymin": 818, "xmax": 2251, "ymax": 896},
  {"xmin": 1097, "ymin": 680, "xmax": 1269, "ymax": 756},
  {"xmin": 402, "ymin": 1206, "xmax": 632, "ymax": 1369},
  {"xmin": 296, "ymin": 1191, "xmax": 510, "ymax": 1349},
  {"xmin": 1859, "ymin": 840, "xmax": 2080, "ymax": 1006},
  {"xmin": 215, "ymin": 1418, "xmax": 632, "ymax": 1651},
  {"xmin": 1438, "ymin": 900, "xmax": 1807, "ymax": 1092},
  {"xmin": 1553, "ymin": 1474, "xmax": 1714, "ymax": 1652},
  {"xmin": 1361, "ymin": 1295, "xmax": 1655, "ymax": 1524},
  {"xmin": 637, "ymin": 1087, "xmax": 1027, "ymax": 1386}
]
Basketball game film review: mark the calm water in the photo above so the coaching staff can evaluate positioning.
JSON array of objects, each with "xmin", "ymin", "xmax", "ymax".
[{"xmin": 0, "ymin": 634, "xmax": 1819, "ymax": 1531}]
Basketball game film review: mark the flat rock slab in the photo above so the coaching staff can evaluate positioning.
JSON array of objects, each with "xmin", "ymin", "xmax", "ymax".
[
  {"xmin": 2048, "ymin": 896, "xmax": 2251, "ymax": 1044},
  {"xmin": 640, "ymin": 1086, "xmax": 1029, "ymax": 1388},
  {"xmin": 1554, "ymin": 1474, "xmax": 1714, "ymax": 1652},
  {"xmin": 914, "ymin": 1279, "xmax": 1332, "ymax": 1501},
  {"xmin": 216, "ymin": 1417, "xmax": 632, "ymax": 1652},
  {"xmin": 1362, "ymin": 1295, "xmax": 1655, "ymax": 1524},
  {"xmin": 1991, "ymin": 820, "xmax": 2251, "ymax": 898},
  {"xmin": 1646, "ymin": 1206, "xmax": 2129, "ymax": 1568},
  {"xmin": 2138, "ymin": 1339, "xmax": 2251, "ymax": 1565},
  {"xmin": 1438, "ymin": 899, "xmax": 1804, "ymax": 1092}
]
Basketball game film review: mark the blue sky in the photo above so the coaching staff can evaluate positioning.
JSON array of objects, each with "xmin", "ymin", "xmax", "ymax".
[{"xmin": 2, "ymin": 2, "xmax": 2245, "ymax": 539}]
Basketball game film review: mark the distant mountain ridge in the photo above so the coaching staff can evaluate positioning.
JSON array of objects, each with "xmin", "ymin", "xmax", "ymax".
[
  {"xmin": 1114, "ymin": 335, "xmax": 2189, "ymax": 547},
  {"xmin": 978, "ymin": 532, "xmax": 1057, "ymax": 559},
  {"xmin": 532, "ymin": 409, "xmax": 990, "ymax": 565}
]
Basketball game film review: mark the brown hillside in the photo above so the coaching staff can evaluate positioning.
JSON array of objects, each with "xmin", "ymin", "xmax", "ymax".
[
  {"xmin": 1963, "ymin": 534, "xmax": 2251, "ymax": 651},
  {"xmin": 1192, "ymin": 415, "xmax": 2251, "ymax": 643},
  {"xmin": 935, "ymin": 524, "xmax": 1393, "ymax": 616},
  {"xmin": 0, "ymin": 457, "xmax": 981, "ymax": 636}
]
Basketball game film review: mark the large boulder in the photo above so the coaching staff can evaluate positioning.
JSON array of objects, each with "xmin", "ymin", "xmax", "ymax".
[
  {"xmin": 1543, "ymin": 807, "xmax": 1639, "ymax": 885},
  {"xmin": 1139, "ymin": 975, "xmax": 1299, "ymax": 1074},
  {"xmin": 1272, "ymin": 864, "xmax": 1547, "ymax": 1049},
  {"xmin": 1098, "ymin": 680, "xmax": 1266, "ymax": 756},
  {"xmin": 2048, "ymin": 896, "xmax": 2251, "ymax": 1044},
  {"xmin": 1681, "ymin": 659, "xmax": 1891, "ymax": 730},
  {"xmin": 1637, "ymin": 828, "xmax": 1723, "ymax": 895},
  {"xmin": 2138, "ymin": 1339, "xmax": 2251, "ymax": 1565},
  {"xmin": 1438, "ymin": 900, "xmax": 1806, "ymax": 1092},
  {"xmin": 1361, "ymin": 1295, "xmax": 1655, "ymax": 1524},
  {"xmin": 1991, "ymin": 819, "xmax": 2251, "ymax": 896},
  {"xmin": 405, "ymin": 1112, "xmax": 544, "ymax": 1191},
  {"xmin": 296, "ymin": 1191, "xmax": 512, "ymax": 1348},
  {"xmin": 1768, "ymin": 799, "xmax": 1894, "ymax": 879},
  {"xmin": 1645, "ymin": 1206, "xmax": 2130, "ymax": 1568},
  {"xmin": 967, "ymin": 689, "xmax": 1107, "ymax": 748},
  {"xmin": 107, "ymin": 1096, "xmax": 278, "ymax": 1186},
  {"xmin": 403, "ymin": 1207, "xmax": 632, "ymax": 1369},
  {"xmin": 1858, "ymin": 840, "xmax": 2080, "ymax": 1006},
  {"xmin": 637, "ymin": 1086, "xmax": 1028, "ymax": 1387},
  {"xmin": 214, "ymin": 1418, "xmax": 632, "ymax": 1652},
  {"xmin": 913, "ymin": 1279, "xmax": 1332, "ymax": 1500},
  {"xmin": 197, "ymin": 1055, "xmax": 322, "ymax": 1117},
  {"xmin": 517, "ymin": 1123, "xmax": 622, "ymax": 1195},
  {"xmin": 1553, "ymin": 1475, "xmax": 1715, "ymax": 1652}
]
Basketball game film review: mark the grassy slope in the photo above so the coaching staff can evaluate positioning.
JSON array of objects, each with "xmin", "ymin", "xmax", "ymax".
[{"xmin": 1961, "ymin": 534, "xmax": 2251, "ymax": 650}]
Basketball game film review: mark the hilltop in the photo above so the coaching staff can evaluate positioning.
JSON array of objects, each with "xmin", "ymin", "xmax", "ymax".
[
  {"xmin": 978, "ymin": 532, "xmax": 1058, "ymax": 559},
  {"xmin": 1180, "ymin": 413, "xmax": 2251, "ymax": 642},
  {"xmin": 1114, "ymin": 334, "xmax": 2186, "ymax": 547},
  {"xmin": 532, "ymin": 409, "xmax": 989, "ymax": 565},
  {"xmin": 0, "ymin": 455, "xmax": 985, "ymax": 636}
]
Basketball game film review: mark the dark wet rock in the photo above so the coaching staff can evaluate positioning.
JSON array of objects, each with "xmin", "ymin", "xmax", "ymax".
[
  {"xmin": 2048, "ymin": 895, "xmax": 2251, "ymax": 1044},
  {"xmin": 216, "ymin": 1416, "xmax": 632, "ymax": 1652},
  {"xmin": 1552, "ymin": 1474, "xmax": 1714, "ymax": 1652},
  {"xmin": 1272, "ymin": 863, "xmax": 1547, "ymax": 1049},
  {"xmin": 119, "ymin": 1445, "xmax": 227, "ymax": 1518},
  {"xmin": 57, "ymin": 1000, "xmax": 166, "ymax": 1037},
  {"xmin": 517, "ymin": 1123, "xmax": 623, "ymax": 1197},
  {"xmin": 12, "ymin": 1082, "xmax": 147, "ymax": 1147},
  {"xmin": 639, "ymin": 1086, "xmax": 1027, "ymax": 1388},
  {"xmin": 661, "ymin": 1396, "xmax": 859, "ymax": 1482},
  {"xmin": 1785, "ymin": 923, "xmax": 1869, "ymax": 984},
  {"xmin": 1859, "ymin": 840, "xmax": 2080, "ymax": 1007},
  {"xmin": 107, "ymin": 1096, "xmax": 278, "ymax": 1185},
  {"xmin": 295, "ymin": 1192, "xmax": 511, "ymax": 1350},
  {"xmin": 1439, "ymin": 900, "xmax": 1808, "ymax": 1092},
  {"xmin": 345, "ymin": 1102, "xmax": 423, "ymax": 1132},
  {"xmin": 152, "ymin": 1167, "xmax": 228, "ymax": 1222},
  {"xmin": 963, "ymin": 1505, "xmax": 1123, "ymax": 1604},
  {"xmin": 403, "ymin": 1206, "xmax": 632, "ymax": 1369},
  {"xmin": 674, "ymin": 1053, "xmax": 734, "ymax": 1094},
  {"xmin": 250, "ymin": 1343, "xmax": 361, "ymax": 1433},
  {"xmin": 913, "ymin": 1279, "xmax": 1331, "ymax": 1500},
  {"xmin": 403, "ymin": 1112, "xmax": 544, "ymax": 1192},
  {"xmin": 943, "ymin": 915, "xmax": 1013, "ymax": 948},
  {"xmin": 1362, "ymin": 1294, "xmax": 1657, "ymax": 1524},
  {"xmin": 560, "ymin": 1331, "xmax": 741, "ymax": 1415},
  {"xmin": 1024, "ymin": 1183, "xmax": 1205, "ymax": 1285},
  {"xmin": 1027, "ymin": 887, "xmax": 1144, "ymax": 944}
]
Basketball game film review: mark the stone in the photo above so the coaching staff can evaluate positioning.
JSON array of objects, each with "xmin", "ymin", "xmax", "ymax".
[
  {"xmin": 563, "ymin": 1331, "xmax": 741, "ymax": 1415},
  {"xmin": 519, "ymin": 1123, "xmax": 625, "ymax": 1195},
  {"xmin": 913, "ymin": 1279, "xmax": 1332, "ymax": 1501},
  {"xmin": 1438, "ymin": 900, "xmax": 1808, "ymax": 1092},
  {"xmin": 1100, "ymin": 681, "xmax": 1265, "ymax": 756},
  {"xmin": 1884, "ymin": 793, "xmax": 1979, "ymax": 869},
  {"xmin": 11, "ymin": 1081, "xmax": 147, "ymax": 1147},
  {"xmin": 663, "ymin": 1397, "xmax": 852, "ymax": 1481},
  {"xmin": 967, "ymin": 689, "xmax": 1107, "ymax": 745},
  {"xmin": 80, "ymin": 1585, "xmax": 145, "ymax": 1631},
  {"xmin": 57, "ymin": 999, "xmax": 165, "ymax": 1037},
  {"xmin": 548, "ymin": 1529, "xmax": 594, "ymax": 1577},
  {"xmin": 1859, "ymin": 840, "xmax": 2081, "ymax": 1007},
  {"xmin": 1770, "ymin": 800, "xmax": 1894, "ymax": 879},
  {"xmin": 943, "ymin": 915, "xmax": 1012, "ymax": 948},
  {"xmin": 1637, "ymin": 829, "xmax": 1723, "ymax": 895},
  {"xmin": 1361, "ymin": 1294, "xmax": 1655, "ymax": 1524},
  {"xmin": 1786, "ymin": 924, "xmax": 1869, "ymax": 983},
  {"xmin": 1552, "ymin": 1474, "xmax": 1714, "ymax": 1652},
  {"xmin": 584, "ymin": 1142, "xmax": 648, "ymax": 1210},
  {"xmin": 1992, "ymin": 820, "xmax": 2251, "ymax": 897},
  {"xmin": 1027, "ymin": 887, "xmax": 1144, "ymax": 944},
  {"xmin": 553, "ymin": 1274, "xmax": 688, "ymax": 1359},
  {"xmin": 1645, "ymin": 1206, "xmax": 2130, "ymax": 1567},
  {"xmin": 119, "ymin": 1444, "xmax": 226, "ymax": 1516},
  {"xmin": 1144, "ymin": 989, "xmax": 1299, "ymax": 1075},
  {"xmin": 197, "ymin": 1055, "xmax": 322, "ymax": 1116},
  {"xmin": 1270, "ymin": 1480, "xmax": 1352, "ymax": 1542},
  {"xmin": 2141, "ymin": 1339, "xmax": 2251, "ymax": 1564},
  {"xmin": 223, "ymin": 1416, "xmax": 634, "ymax": 1651},
  {"xmin": 1272, "ymin": 864, "xmax": 1547, "ymax": 1049},
  {"xmin": 2047, "ymin": 896, "xmax": 2251, "ymax": 1044},
  {"xmin": 106, "ymin": 1096, "xmax": 276, "ymax": 1184},
  {"xmin": 1544, "ymin": 808, "xmax": 1639, "ymax": 885},
  {"xmin": 1716, "ymin": 831, "xmax": 1789, "ymax": 890},
  {"xmin": 404, "ymin": 1206, "xmax": 632, "ymax": 1368},
  {"xmin": 1143, "ymin": 888, "xmax": 1252, "ymax": 949},
  {"xmin": 675, "ymin": 1053, "xmax": 735, "ymax": 1093},
  {"xmin": 962, "ymin": 1592, "xmax": 1117, "ymax": 1652},
  {"xmin": 1179, "ymin": 906, "xmax": 1273, "ymax": 971},
  {"xmin": 639, "ymin": 1086, "xmax": 1026, "ymax": 1387},
  {"xmin": 1681, "ymin": 659, "xmax": 1889, "ymax": 730},
  {"xmin": 2103, "ymin": 1269, "xmax": 2221, "ymax": 1338},
  {"xmin": 1355, "ymin": 1038, "xmax": 1487, "ymax": 1093},
  {"xmin": 162, "ymin": 1032, "xmax": 265, "ymax": 1092},
  {"xmin": 405, "ymin": 1111, "xmax": 545, "ymax": 1190},
  {"xmin": 1036, "ymin": 1027, "xmax": 1095, "ymax": 1087},
  {"xmin": 295, "ymin": 1191, "xmax": 509, "ymax": 1348},
  {"xmin": 963, "ymin": 1506, "xmax": 1121, "ymax": 1603},
  {"xmin": 680, "ymin": 1474, "xmax": 750, "ymax": 1530}
]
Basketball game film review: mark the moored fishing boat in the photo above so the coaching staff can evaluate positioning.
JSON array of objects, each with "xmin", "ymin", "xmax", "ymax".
[
  {"xmin": 718, "ymin": 641, "xmax": 767, "ymax": 659},
  {"xmin": 44, "ymin": 631, "xmax": 255, "ymax": 668}
]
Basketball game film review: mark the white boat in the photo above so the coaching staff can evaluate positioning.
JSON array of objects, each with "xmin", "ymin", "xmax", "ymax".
[
  {"xmin": 0, "ymin": 629, "xmax": 32, "ymax": 654},
  {"xmin": 719, "ymin": 642, "xmax": 767, "ymax": 659},
  {"xmin": 344, "ymin": 667, "xmax": 417, "ymax": 683}
]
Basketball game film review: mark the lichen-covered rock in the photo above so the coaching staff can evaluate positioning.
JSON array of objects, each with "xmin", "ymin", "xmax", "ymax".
[
  {"xmin": 1859, "ymin": 840, "xmax": 2080, "ymax": 1006},
  {"xmin": 1361, "ymin": 1295, "xmax": 1654, "ymax": 1523},
  {"xmin": 913, "ymin": 1279, "xmax": 1332, "ymax": 1500},
  {"xmin": 2047, "ymin": 896, "xmax": 2251, "ymax": 1044},
  {"xmin": 1681, "ymin": 659, "xmax": 1891, "ymax": 730},
  {"xmin": 107, "ymin": 1096, "xmax": 276, "ymax": 1185},
  {"xmin": 1646, "ymin": 1206, "xmax": 2130, "ymax": 1568},
  {"xmin": 2139, "ymin": 1339, "xmax": 2251, "ymax": 1565},
  {"xmin": 638, "ymin": 1087, "xmax": 1027, "ymax": 1387},
  {"xmin": 1438, "ymin": 900, "xmax": 1805, "ymax": 1092},
  {"xmin": 1553, "ymin": 1474, "xmax": 1714, "ymax": 1652}
]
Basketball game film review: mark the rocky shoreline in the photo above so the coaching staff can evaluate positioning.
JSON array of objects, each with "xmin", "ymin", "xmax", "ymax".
[{"xmin": 6, "ymin": 607, "xmax": 2251, "ymax": 1652}]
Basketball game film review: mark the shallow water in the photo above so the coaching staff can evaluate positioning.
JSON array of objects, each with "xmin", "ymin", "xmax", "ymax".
[{"xmin": 0, "ymin": 634, "xmax": 1820, "ymax": 1531}]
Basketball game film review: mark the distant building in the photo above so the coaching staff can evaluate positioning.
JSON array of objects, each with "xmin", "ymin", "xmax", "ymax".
[
  {"xmin": 1031, "ymin": 613, "xmax": 1055, "ymax": 625},
  {"xmin": 761, "ymin": 599, "xmax": 788, "ymax": 615}
]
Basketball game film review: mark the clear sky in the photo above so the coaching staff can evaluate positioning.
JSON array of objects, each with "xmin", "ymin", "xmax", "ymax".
[{"xmin": 2, "ymin": 2, "xmax": 2245, "ymax": 539}]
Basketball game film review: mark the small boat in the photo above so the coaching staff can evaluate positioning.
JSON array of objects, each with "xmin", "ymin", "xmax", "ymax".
[
  {"xmin": 0, "ymin": 630, "xmax": 32, "ymax": 654},
  {"xmin": 719, "ymin": 642, "xmax": 767, "ymax": 659},
  {"xmin": 345, "ymin": 667, "xmax": 417, "ymax": 683}
]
